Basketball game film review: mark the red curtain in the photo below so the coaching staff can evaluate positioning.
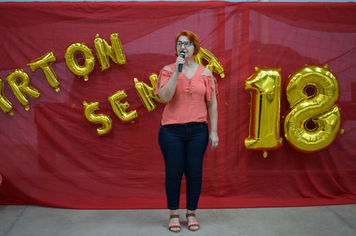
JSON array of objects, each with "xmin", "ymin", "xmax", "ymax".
[{"xmin": 0, "ymin": 2, "xmax": 355, "ymax": 209}]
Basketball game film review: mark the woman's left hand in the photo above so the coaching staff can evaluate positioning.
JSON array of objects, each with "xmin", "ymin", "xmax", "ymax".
[{"xmin": 209, "ymin": 132, "xmax": 219, "ymax": 149}]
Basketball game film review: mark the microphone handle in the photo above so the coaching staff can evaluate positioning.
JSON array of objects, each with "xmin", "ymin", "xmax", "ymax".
[
  {"xmin": 178, "ymin": 64, "xmax": 183, "ymax": 72},
  {"xmin": 178, "ymin": 51, "xmax": 185, "ymax": 72}
]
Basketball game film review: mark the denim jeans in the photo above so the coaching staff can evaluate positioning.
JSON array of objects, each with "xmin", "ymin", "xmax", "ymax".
[{"xmin": 158, "ymin": 122, "xmax": 209, "ymax": 210}]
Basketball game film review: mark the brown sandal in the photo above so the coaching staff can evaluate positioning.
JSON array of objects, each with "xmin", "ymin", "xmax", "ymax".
[
  {"xmin": 186, "ymin": 213, "xmax": 200, "ymax": 231},
  {"xmin": 168, "ymin": 215, "xmax": 181, "ymax": 233}
]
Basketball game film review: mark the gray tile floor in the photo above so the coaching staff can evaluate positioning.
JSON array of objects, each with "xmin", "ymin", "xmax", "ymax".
[{"xmin": 0, "ymin": 204, "xmax": 356, "ymax": 236}]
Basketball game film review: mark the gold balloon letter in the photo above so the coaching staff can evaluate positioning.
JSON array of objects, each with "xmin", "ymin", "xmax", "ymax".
[
  {"xmin": 0, "ymin": 78, "xmax": 13, "ymax": 115},
  {"xmin": 5, "ymin": 69, "xmax": 41, "ymax": 111},
  {"xmin": 94, "ymin": 33, "xmax": 127, "ymax": 71},
  {"xmin": 27, "ymin": 52, "xmax": 60, "ymax": 92},
  {"xmin": 83, "ymin": 101, "xmax": 112, "ymax": 136},
  {"xmin": 108, "ymin": 90, "xmax": 138, "ymax": 123},
  {"xmin": 245, "ymin": 67, "xmax": 283, "ymax": 157},
  {"xmin": 65, "ymin": 43, "xmax": 95, "ymax": 81},
  {"xmin": 284, "ymin": 65, "xmax": 341, "ymax": 153},
  {"xmin": 134, "ymin": 74, "xmax": 163, "ymax": 112},
  {"xmin": 195, "ymin": 47, "xmax": 225, "ymax": 78}
]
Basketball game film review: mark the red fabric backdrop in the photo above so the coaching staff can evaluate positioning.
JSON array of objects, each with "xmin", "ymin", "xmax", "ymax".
[{"xmin": 0, "ymin": 2, "xmax": 356, "ymax": 209}]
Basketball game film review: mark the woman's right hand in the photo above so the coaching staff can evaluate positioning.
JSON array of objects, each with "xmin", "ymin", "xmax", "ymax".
[
  {"xmin": 175, "ymin": 54, "xmax": 185, "ymax": 73},
  {"xmin": 158, "ymin": 64, "xmax": 180, "ymax": 103}
]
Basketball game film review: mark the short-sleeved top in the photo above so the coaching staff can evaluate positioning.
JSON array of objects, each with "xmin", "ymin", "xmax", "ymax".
[{"xmin": 155, "ymin": 63, "xmax": 218, "ymax": 126}]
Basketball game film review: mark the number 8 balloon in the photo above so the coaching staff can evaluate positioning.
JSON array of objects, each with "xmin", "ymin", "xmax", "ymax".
[{"xmin": 284, "ymin": 65, "xmax": 341, "ymax": 153}]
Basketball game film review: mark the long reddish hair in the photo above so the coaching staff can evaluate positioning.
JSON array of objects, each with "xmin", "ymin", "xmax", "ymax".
[{"xmin": 174, "ymin": 30, "xmax": 200, "ymax": 57}]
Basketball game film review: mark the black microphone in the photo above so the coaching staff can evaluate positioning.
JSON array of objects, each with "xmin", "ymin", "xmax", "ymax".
[{"xmin": 178, "ymin": 51, "xmax": 185, "ymax": 72}]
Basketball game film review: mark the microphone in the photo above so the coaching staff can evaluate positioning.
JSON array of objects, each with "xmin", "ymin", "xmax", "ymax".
[{"xmin": 178, "ymin": 51, "xmax": 185, "ymax": 72}]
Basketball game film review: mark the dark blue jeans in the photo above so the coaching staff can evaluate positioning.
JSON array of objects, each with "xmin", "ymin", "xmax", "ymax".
[{"xmin": 158, "ymin": 122, "xmax": 209, "ymax": 211}]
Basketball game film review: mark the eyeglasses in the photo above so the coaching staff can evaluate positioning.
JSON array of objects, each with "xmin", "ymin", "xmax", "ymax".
[{"xmin": 176, "ymin": 41, "xmax": 194, "ymax": 48}]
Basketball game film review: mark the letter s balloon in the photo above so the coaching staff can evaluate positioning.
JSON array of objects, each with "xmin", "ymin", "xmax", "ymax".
[{"xmin": 83, "ymin": 101, "xmax": 113, "ymax": 136}]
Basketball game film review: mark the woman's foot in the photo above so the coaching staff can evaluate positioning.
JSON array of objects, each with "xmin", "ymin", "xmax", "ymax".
[
  {"xmin": 186, "ymin": 210, "xmax": 200, "ymax": 231},
  {"xmin": 168, "ymin": 210, "xmax": 181, "ymax": 233}
]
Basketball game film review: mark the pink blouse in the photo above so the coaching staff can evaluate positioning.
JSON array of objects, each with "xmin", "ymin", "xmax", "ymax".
[{"xmin": 155, "ymin": 64, "xmax": 218, "ymax": 126}]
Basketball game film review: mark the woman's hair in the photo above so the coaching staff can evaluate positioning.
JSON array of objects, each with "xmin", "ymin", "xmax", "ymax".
[{"xmin": 174, "ymin": 30, "xmax": 200, "ymax": 57}]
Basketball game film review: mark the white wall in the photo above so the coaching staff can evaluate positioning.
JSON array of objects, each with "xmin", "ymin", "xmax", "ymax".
[{"xmin": 0, "ymin": 0, "xmax": 354, "ymax": 2}]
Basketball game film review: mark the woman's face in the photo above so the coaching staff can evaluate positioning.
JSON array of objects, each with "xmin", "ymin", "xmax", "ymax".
[{"xmin": 176, "ymin": 35, "xmax": 195, "ymax": 58}]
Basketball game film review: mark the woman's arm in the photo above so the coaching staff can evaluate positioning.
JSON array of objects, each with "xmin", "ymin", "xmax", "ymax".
[
  {"xmin": 158, "ymin": 55, "xmax": 185, "ymax": 102},
  {"xmin": 207, "ymin": 91, "xmax": 218, "ymax": 149},
  {"xmin": 158, "ymin": 65, "xmax": 179, "ymax": 102},
  {"xmin": 205, "ymin": 70, "xmax": 219, "ymax": 149}
]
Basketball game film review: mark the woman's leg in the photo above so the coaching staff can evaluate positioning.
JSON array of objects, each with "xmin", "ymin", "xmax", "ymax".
[
  {"xmin": 159, "ymin": 124, "xmax": 187, "ymax": 232},
  {"xmin": 158, "ymin": 124, "xmax": 186, "ymax": 210},
  {"xmin": 184, "ymin": 123, "xmax": 208, "ymax": 231},
  {"xmin": 184, "ymin": 123, "xmax": 209, "ymax": 211}
]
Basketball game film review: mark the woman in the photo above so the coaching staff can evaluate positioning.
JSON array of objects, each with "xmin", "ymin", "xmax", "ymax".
[{"xmin": 155, "ymin": 30, "xmax": 219, "ymax": 233}]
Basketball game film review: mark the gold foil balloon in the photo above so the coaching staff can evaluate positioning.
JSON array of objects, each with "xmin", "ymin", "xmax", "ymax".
[
  {"xmin": 195, "ymin": 47, "xmax": 225, "ymax": 78},
  {"xmin": 0, "ymin": 78, "xmax": 14, "ymax": 115},
  {"xmin": 134, "ymin": 74, "xmax": 163, "ymax": 112},
  {"xmin": 5, "ymin": 69, "xmax": 41, "ymax": 111},
  {"xmin": 83, "ymin": 101, "xmax": 112, "ymax": 136},
  {"xmin": 65, "ymin": 43, "xmax": 95, "ymax": 81},
  {"xmin": 245, "ymin": 67, "xmax": 283, "ymax": 157},
  {"xmin": 27, "ymin": 52, "xmax": 60, "ymax": 92},
  {"xmin": 94, "ymin": 33, "xmax": 127, "ymax": 71},
  {"xmin": 284, "ymin": 65, "xmax": 341, "ymax": 153},
  {"xmin": 108, "ymin": 90, "xmax": 138, "ymax": 123}
]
